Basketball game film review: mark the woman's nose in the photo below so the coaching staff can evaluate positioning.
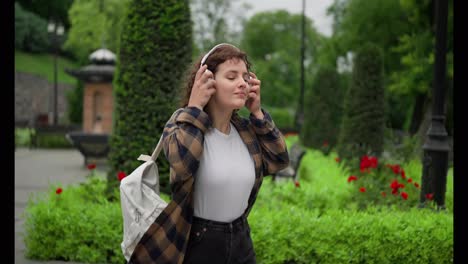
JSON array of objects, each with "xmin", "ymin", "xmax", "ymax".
[{"xmin": 239, "ymin": 79, "xmax": 248, "ymax": 88}]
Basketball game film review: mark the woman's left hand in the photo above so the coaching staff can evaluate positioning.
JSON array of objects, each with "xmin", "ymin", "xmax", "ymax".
[{"xmin": 245, "ymin": 72, "xmax": 263, "ymax": 118}]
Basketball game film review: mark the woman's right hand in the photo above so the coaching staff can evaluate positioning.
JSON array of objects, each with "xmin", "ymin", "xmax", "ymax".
[{"xmin": 188, "ymin": 64, "xmax": 216, "ymax": 110}]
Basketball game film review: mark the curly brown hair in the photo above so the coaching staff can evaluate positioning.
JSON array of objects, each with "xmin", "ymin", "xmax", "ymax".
[{"xmin": 179, "ymin": 44, "xmax": 252, "ymax": 108}]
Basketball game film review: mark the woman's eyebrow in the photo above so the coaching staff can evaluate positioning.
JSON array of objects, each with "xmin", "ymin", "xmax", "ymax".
[{"xmin": 225, "ymin": 70, "xmax": 249, "ymax": 75}]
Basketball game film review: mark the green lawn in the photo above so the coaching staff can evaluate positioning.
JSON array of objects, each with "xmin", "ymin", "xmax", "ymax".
[{"xmin": 15, "ymin": 50, "xmax": 79, "ymax": 85}]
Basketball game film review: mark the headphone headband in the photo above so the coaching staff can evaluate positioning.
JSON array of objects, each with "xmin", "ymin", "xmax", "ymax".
[{"xmin": 200, "ymin": 43, "xmax": 239, "ymax": 68}]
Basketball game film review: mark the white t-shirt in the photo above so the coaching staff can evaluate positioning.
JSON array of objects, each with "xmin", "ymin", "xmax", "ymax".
[{"xmin": 193, "ymin": 122, "xmax": 256, "ymax": 222}]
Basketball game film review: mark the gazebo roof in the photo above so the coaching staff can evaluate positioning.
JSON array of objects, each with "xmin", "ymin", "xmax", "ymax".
[
  {"xmin": 65, "ymin": 48, "xmax": 116, "ymax": 82},
  {"xmin": 89, "ymin": 48, "xmax": 116, "ymax": 65},
  {"xmin": 65, "ymin": 65, "xmax": 115, "ymax": 82}
]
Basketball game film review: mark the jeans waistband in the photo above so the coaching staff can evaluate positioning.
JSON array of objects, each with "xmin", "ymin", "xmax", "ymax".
[{"xmin": 192, "ymin": 215, "xmax": 247, "ymax": 233}]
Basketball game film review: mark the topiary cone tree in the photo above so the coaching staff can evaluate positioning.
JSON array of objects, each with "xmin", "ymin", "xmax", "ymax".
[
  {"xmin": 107, "ymin": 0, "xmax": 192, "ymax": 197},
  {"xmin": 337, "ymin": 42, "xmax": 386, "ymax": 168},
  {"xmin": 300, "ymin": 66, "xmax": 344, "ymax": 155}
]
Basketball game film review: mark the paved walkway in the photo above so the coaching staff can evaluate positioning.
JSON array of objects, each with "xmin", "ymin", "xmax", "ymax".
[{"xmin": 15, "ymin": 148, "xmax": 109, "ymax": 264}]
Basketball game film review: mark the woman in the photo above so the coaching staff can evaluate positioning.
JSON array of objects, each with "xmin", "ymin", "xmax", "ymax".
[{"xmin": 128, "ymin": 43, "xmax": 289, "ymax": 264}]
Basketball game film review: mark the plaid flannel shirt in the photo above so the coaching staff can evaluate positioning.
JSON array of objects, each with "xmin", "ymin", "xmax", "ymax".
[{"xmin": 129, "ymin": 106, "xmax": 289, "ymax": 264}]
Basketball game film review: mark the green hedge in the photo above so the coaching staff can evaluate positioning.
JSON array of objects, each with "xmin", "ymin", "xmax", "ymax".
[
  {"xmin": 250, "ymin": 205, "xmax": 453, "ymax": 264},
  {"xmin": 22, "ymin": 140, "xmax": 453, "ymax": 263},
  {"xmin": 23, "ymin": 176, "xmax": 124, "ymax": 263},
  {"xmin": 108, "ymin": 0, "xmax": 192, "ymax": 196}
]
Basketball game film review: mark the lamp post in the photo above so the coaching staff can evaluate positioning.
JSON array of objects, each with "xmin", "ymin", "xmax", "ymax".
[
  {"xmin": 295, "ymin": 0, "xmax": 306, "ymax": 132},
  {"xmin": 419, "ymin": 0, "xmax": 450, "ymax": 210},
  {"xmin": 47, "ymin": 21, "xmax": 64, "ymax": 126}
]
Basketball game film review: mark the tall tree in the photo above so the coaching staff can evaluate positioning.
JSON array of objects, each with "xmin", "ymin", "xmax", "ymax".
[
  {"xmin": 337, "ymin": 43, "xmax": 386, "ymax": 164},
  {"xmin": 16, "ymin": 0, "xmax": 74, "ymax": 29},
  {"xmin": 389, "ymin": 0, "xmax": 453, "ymax": 136},
  {"xmin": 63, "ymin": 0, "xmax": 129, "ymax": 64},
  {"xmin": 329, "ymin": 0, "xmax": 413, "ymax": 130},
  {"xmin": 332, "ymin": 0, "xmax": 409, "ymax": 72},
  {"xmin": 300, "ymin": 66, "xmax": 344, "ymax": 152},
  {"xmin": 107, "ymin": 0, "xmax": 192, "ymax": 195},
  {"xmin": 189, "ymin": 0, "xmax": 251, "ymax": 54},
  {"xmin": 241, "ymin": 10, "xmax": 322, "ymax": 109},
  {"xmin": 15, "ymin": 2, "xmax": 50, "ymax": 53}
]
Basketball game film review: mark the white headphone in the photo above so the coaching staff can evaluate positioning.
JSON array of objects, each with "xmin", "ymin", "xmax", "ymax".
[{"xmin": 200, "ymin": 43, "xmax": 240, "ymax": 68}]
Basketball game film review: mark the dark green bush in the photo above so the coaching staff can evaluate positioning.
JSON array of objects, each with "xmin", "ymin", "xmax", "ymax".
[
  {"xmin": 15, "ymin": 2, "xmax": 50, "ymax": 53},
  {"xmin": 337, "ymin": 43, "xmax": 386, "ymax": 167},
  {"xmin": 301, "ymin": 66, "xmax": 344, "ymax": 153},
  {"xmin": 108, "ymin": 0, "xmax": 192, "ymax": 195},
  {"xmin": 268, "ymin": 107, "xmax": 295, "ymax": 130}
]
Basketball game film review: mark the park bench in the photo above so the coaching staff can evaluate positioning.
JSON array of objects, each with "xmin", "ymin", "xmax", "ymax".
[{"xmin": 273, "ymin": 142, "xmax": 306, "ymax": 182}]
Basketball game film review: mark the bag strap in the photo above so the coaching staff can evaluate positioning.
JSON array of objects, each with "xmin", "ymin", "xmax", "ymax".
[{"xmin": 138, "ymin": 108, "xmax": 184, "ymax": 162}]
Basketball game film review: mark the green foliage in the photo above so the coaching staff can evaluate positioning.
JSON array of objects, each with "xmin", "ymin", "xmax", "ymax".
[
  {"xmin": 388, "ymin": 0, "xmax": 453, "ymax": 134},
  {"xmin": 190, "ymin": 0, "xmax": 250, "ymax": 52},
  {"xmin": 332, "ymin": 0, "xmax": 409, "ymax": 74},
  {"xmin": 384, "ymin": 131, "xmax": 424, "ymax": 164},
  {"xmin": 15, "ymin": 2, "xmax": 50, "ymax": 53},
  {"xmin": 240, "ymin": 10, "xmax": 322, "ymax": 109},
  {"xmin": 33, "ymin": 133, "xmax": 74, "ymax": 149},
  {"xmin": 23, "ymin": 175, "xmax": 124, "ymax": 264},
  {"xmin": 235, "ymin": 106, "xmax": 294, "ymax": 131},
  {"xmin": 301, "ymin": 66, "xmax": 344, "ymax": 152},
  {"xmin": 22, "ymin": 139, "xmax": 453, "ymax": 263},
  {"xmin": 328, "ymin": 0, "xmax": 422, "ymax": 131},
  {"xmin": 266, "ymin": 106, "xmax": 295, "ymax": 130},
  {"xmin": 63, "ymin": 0, "xmax": 130, "ymax": 64},
  {"xmin": 108, "ymin": 0, "xmax": 193, "ymax": 195},
  {"xmin": 14, "ymin": 50, "xmax": 79, "ymax": 85},
  {"xmin": 337, "ymin": 43, "xmax": 386, "ymax": 164},
  {"xmin": 346, "ymin": 157, "xmax": 422, "ymax": 211},
  {"xmin": 249, "ymin": 206, "xmax": 453, "ymax": 264},
  {"xmin": 256, "ymin": 153, "xmax": 354, "ymax": 214},
  {"xmin": 16, "ymin": 0, "xmax": 74, "ymax": 29},
  {"xmin": 65, "ymin": 80, "xmax": 84, "ymax": 125},
  {"xmin": 389, "ymin": 0, "xmax": 453, "ymax": 95},
  {"xmin": 15, "ymin": 128, "xmax": 33, "ymax": 147}
]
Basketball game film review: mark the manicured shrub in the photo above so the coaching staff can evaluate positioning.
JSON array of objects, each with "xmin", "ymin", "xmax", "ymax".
[
  {"xmin": 301, "ymin": 66, "xmax": 344, "ymax": 154},
  {"xmin": 22, "ymin": 136, "xmax": 453, "ymax": 264},
  {"xmin": 23, "ymin": 176, "xmax": 123, "ymax": 263},
  {"xmin": 337, "ymin": 43, "xmax": 386, "ymax": 167},
  {"xmin": 108, "ymin": 0, "xmax": 192, "ymax": 195}
]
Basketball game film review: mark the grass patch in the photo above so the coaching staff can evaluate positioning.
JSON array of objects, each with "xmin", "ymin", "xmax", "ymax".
[
  {"xmin": 15, "ymin": 49, "xmax": 79, "ymax": 85},
  {"xmin": 15, "ymin": 127, "xmax": 33, "ymax": 147}
]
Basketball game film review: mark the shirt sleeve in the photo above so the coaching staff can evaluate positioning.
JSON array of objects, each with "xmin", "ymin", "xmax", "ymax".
[
  {"xmin": 162, "ymin": 107, "xmax": 212, "ymax": 184},
  {"xmin": 249, "ymin": 108, "xmax": 290, "ymax": 176}
]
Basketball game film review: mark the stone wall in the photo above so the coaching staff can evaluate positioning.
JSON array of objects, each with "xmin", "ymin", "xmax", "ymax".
[{"xmin": 15, "ymin": 71, "xmax": 75, "ymax": 126}]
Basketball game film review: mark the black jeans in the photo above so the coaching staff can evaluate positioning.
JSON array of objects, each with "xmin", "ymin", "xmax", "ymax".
[{"xmin": 183, "ymin": 215, "xmax": 256, "ymax": 264}]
